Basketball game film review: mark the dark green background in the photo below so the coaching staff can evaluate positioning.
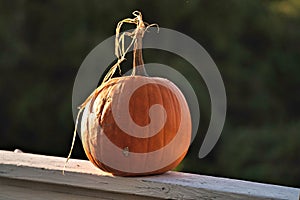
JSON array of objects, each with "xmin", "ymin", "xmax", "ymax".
[{"xmin": 1, "ymin": 0, "xmax": 299, "ymax": 187}]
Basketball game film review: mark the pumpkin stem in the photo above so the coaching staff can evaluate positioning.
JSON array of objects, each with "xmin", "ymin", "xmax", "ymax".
[
  {"xmin": 132, "ymin": 14, "xmax": 147, "ymax": 76},
  {"xmin": 113, "ymin": 11, "xmax": 158, "ymax": 77}
]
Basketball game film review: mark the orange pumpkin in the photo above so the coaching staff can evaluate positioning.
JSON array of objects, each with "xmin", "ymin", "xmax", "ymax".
[{"xmin": 79, "ymin": 12, "xmax": 191, "ymax": 176}]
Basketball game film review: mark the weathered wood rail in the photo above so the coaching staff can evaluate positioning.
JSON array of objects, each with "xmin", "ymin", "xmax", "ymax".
[{"xmin": 0, "ymin": 150, "xmax": 299, "ymax": 199}]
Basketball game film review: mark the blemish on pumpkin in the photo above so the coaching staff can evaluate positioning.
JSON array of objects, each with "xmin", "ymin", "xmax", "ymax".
[
  {"xmin": 106, "ymin": 96, "xmax": 112, "ymax": 102},
  {"xmin": 123, "ymin": 147, "xmax": 129, "ymax": 157}
]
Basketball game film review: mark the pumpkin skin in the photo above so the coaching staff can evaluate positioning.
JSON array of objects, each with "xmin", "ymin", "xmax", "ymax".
[{"xmin": 81, "ymin": 75, "xmax": 192, "ymax": 176}]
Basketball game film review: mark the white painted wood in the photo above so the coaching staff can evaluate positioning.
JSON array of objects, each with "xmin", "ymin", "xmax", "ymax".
[{"xmin": 0, "ymin": 150, "xmax": 299, "ymax": 200}]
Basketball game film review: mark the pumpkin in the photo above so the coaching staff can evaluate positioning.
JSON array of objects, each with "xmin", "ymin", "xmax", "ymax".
[{"xmin": 74, "ymin": 11, "xmax": 191, "ymax": 176}]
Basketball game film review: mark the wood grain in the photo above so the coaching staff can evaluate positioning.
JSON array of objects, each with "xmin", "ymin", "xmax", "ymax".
[{"xmin": 0, "ymin": 150, "xmax": 299, "ymax": 200}]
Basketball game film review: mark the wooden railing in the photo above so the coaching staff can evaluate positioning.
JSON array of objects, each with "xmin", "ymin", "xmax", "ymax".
[{"xmin": 0, "ymin": 150, "xmax": 299, "ymax": 199}]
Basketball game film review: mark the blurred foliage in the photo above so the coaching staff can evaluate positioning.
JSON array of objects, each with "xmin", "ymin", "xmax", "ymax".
[{"xmin": 0, "ymin": 0, "xmax": 299, "ymax": 187}]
